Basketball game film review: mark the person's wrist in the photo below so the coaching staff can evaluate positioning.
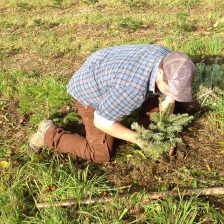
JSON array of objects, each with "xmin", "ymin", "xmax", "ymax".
[{"xmin": 129, "ymin": 131, "xmax": 139, "ymax": 145}]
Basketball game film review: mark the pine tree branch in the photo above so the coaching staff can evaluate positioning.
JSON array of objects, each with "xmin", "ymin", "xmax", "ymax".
[{"xmin": 131, "ymin": 105, "xmax": 194, "ymax": 160}]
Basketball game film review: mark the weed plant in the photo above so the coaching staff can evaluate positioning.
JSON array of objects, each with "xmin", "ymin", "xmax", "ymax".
[
  {"xmin": 144, "ymin": 195, "xmax": 224, "ymax": 223},
  {"xmin": 175, "ymin": 12, "xmax": 196, "ymax": 32},
  {"xmin": 16, "ymin": 2, "xmax": 34, "ymax": 10},
  {"xmin": 0, "ymin": 156, "xmax": 119, "ymax": 223},
  {"xmin": 82, "ymin": 0, "xmax": 99, "ymax": 5},
  {"xmin": 0, "ymin": 71, "xmax": 70, "ymax": 124},
  {"xmin": 120, "ymin": 0, "xmax": 151, "ymax": 8},
  {"xmin": 115, "ymin": 16, "xmax": 144, "ymax": 31},
  {"xmin": 52, "ymin": 0, "xmax": 64, "ymax": 7},
  {"xmin": 1, "ymin": 157, "xmax": 223, "ymax": 223}
]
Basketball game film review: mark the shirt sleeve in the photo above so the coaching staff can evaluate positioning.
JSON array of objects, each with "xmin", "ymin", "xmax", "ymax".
[
  {"xmin": 94, "ymin": 111, "xmax": 115, "ymax": 127},
  {"xmin": 96, "ymin": 87, "xmax": 145, "ymax": 121}
]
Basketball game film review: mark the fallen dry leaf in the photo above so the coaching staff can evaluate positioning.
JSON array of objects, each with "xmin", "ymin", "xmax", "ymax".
[
  {"xmin": 45, "ymin": 185, "xmax": 57, "ymax": 193},
  {"xmin": 188, "ymin": 127, "xmax": 197, "ymax": 132},
  {"xmin": 0, "ymin": 161, "xmax": 11, "ymax": 168}
]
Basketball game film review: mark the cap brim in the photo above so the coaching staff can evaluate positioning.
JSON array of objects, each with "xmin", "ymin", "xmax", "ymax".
[
  {"xmin": 168, "ymin": 82, "xmax": 193, "ymax": 102},
  {"xmin": 175, "ymin": 89, "xmax": 193, "ymax": 102}
]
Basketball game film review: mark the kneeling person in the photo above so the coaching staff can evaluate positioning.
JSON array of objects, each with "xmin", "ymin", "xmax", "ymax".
[{"xmin": 29, "ymin": 44, "xmax": 195, "ymax": 163}]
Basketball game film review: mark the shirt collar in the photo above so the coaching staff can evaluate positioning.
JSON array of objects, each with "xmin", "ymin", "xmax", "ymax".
[{"xmin": 148, "ymin": 55, "xmax": 166, "ymax": 93}]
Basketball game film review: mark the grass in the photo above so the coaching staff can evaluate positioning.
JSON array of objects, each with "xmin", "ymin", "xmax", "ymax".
[
  {"xmin": 1, "ymin": 156, "xmax": 224, "ymax": 223},
  {"xmin": 1, "ymin": 0, "xmax": 224, "ymax": 74},
  {"xmin": 0, "ymin": 0, "xmax": 224, "ymax": 223},
  {"xmin": 0, "ymin": 71, "xmax": 70, "ymax": 124},
  {"xmin": 144, "ymin": 196, "xmax": 224, "ymax": 224}
]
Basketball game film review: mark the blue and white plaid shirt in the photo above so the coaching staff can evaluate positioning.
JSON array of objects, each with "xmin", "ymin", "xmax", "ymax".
[{"xmin": 67, "ymin": 44, "xmax": 170, "ymax": 121}]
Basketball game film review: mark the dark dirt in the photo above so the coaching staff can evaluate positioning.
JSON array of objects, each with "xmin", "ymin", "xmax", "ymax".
[
  {"xmin": 0, "ymin": 98, "xmax": 30, "ymax": 161},
  {"xmin": 103, "ymin": 116, "xmax": 224, "ymax": 193},
  {"xmin": 1, "ymin": 98, "xmax": 224, "ymax": 205},
  {"xmin": 50, "ymin": 102, "xmax": 224, "ymax": 194}
]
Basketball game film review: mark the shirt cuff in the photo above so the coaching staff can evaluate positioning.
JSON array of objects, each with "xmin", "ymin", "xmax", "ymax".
[{"xmin": 94, "ymin": 111, "xmax": 115, "ymax": 127}]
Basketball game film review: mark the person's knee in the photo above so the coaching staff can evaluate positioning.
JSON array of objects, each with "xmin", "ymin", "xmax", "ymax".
[{"xmin": 92, "ymin": 152, "xmax": 111, "ymax": 163}]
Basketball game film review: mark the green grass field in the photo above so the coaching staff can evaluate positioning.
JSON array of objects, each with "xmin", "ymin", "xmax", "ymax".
[{"xmin": 0, "ymin": 0, "xmax": 224, "ymax": 223}]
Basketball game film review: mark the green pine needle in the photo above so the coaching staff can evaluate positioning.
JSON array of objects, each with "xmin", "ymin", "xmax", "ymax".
[{"xmin": 131, "ymin": 103, "xmax": 194, "ymax": 160}]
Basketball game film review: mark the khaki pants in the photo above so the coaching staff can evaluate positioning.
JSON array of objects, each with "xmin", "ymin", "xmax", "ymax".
[{"xmin": 44, "ymin": 96, "xmax": 159, "ymax": 163}]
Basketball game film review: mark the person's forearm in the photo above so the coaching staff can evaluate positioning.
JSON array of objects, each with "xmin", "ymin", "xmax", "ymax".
[
  {"xmin": 94, "ymin": 120, "xmax": 138, "ymax": 144},
  {"xmin": 94, "ymin": 95, "xmax": 175, "ymax": 146}
]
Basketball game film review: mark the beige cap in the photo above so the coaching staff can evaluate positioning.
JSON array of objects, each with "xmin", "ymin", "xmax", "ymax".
[{"xmin": 162, "ymin": 52, "xmax": 196, "ymax": 102}]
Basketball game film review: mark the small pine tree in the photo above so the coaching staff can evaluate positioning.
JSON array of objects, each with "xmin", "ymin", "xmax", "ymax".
[
  {"xmin": 131, "ymin": 103, "xmax": 194, "ymax": 160},
  {"xmin": 194, "ymin": 63, "xmax": 224, "ymax": 107}
]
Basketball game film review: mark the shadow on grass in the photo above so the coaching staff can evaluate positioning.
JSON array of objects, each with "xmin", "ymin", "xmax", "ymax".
[{"xmin": 191, "ymin": 54, "xmax": 224, "ymax": 64}]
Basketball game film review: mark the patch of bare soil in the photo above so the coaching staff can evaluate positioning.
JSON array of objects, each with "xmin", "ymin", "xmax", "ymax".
[
  {"xmin": 2, "ymin": 98, "xmax": 223, "ymax": 200},
  {"xmin": 0, "ymin": 98, "xmax": 29, "ymax": 159},
  {"xmin": 1, "ymin": 52, "xmax": 83, "ymax": 77},
  {"xmin": 104, "ymin": 116, "xmax": 224, "ymax": 192},
  {"xmin": 57, "ymin": 103, "xmax": 224, "ymax": 194}
]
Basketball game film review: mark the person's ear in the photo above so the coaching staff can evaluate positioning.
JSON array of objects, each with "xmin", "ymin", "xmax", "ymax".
[
  {"xmin": 156, "ymin": 68, "xmax": 163, "ymax": 82},
  {"xmin": 156, "ymin": 69, "xmax": 170, "ymax": 95}
]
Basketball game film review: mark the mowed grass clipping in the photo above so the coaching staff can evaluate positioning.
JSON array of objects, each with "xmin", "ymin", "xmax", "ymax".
[{"xmin": 0, "ymin": 0, "xmax": 224, "ymax": 223}]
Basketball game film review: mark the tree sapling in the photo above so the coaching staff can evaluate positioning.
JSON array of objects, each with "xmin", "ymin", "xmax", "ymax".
[{"xmin": 131, "ymin": 102, "xmax": 194, "ymax": 160}]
